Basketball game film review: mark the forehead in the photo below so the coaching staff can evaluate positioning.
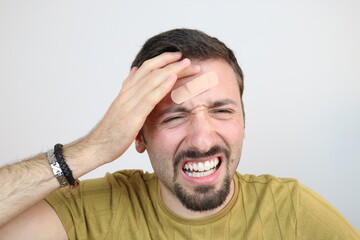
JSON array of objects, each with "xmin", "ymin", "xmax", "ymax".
[{"xmin": 151, "ymin": 59, "xmax": 241, "ymax": 115}]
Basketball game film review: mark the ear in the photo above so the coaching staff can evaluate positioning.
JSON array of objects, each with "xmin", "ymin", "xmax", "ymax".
[{"xmin": 135, "ymin": 131, "xmax": 146, "ymax": 153}]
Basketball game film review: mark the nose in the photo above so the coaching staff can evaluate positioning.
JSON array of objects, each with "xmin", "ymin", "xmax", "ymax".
[{"xmin": 186, "ymin": 111, "xmax": 216, "ymax": 153}]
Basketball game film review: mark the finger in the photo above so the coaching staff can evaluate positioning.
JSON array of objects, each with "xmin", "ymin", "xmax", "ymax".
[
  {"xmin": 139, "ymin": 58, "xmax": 193, "ymax": 92},
  {"xmin": 128, "ymin": 52, "xmax": 182, "ymax": 87},
  {"xmin": 177, "ymin": 64, "xmax": 201, "ymax": 79},
  {"xmin": 132, "ymin": 73, "xmax": 178, "ymax": 116},
  {"xmin": 132, "ymin": 58, "xmax": 191, "ymax": 99},
  {"xmin": 119, "ymin": 59, "xmax": 191, "ymax": 111},
  {"xmin": 128, "ymin": 67, "xmax": 138, "ymax": 78},
  {"xmin": 121, "ymin": 67, "xmax": 138, "ymax": 89}
]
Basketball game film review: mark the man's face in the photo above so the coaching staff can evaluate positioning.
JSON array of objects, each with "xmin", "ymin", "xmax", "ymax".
[{"xmin": 138, "ymin": 59, "xmax": 245, "ymax": 212}]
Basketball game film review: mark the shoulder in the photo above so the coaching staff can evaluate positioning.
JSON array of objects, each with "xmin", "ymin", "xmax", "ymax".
[
  {"xmin": 235, "ymin": 172, "xmax": 300, "ymax": 196},
  {"xmin": 233, "ymin": 173, "xmax": 359, "ymax": 239},
  {"xmin": 234, "ymin": 172, "xmax": 301, "ymax": 202},
  {"xmin": 236, "ymin": 172, "xmax": 298, "ymax": 184},
  {"xmin": 46, "ymin": 170, "xmax": 157, "ymax": 207},
  {"xmin": 44, "ymin": 170, "xmax": 158, "ymax": 239},
  {"xmin": 297, "ymin": 184, "xmax": 360, "ymax": 239},
  {"xmin": 111, "ymin": 169, "xmax": 156, "ymax": 182}
]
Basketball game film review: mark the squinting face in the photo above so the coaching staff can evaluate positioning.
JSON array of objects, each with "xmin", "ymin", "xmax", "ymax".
[{"xmin": 139, "ymin": 59, "xmax": 245, "ymax": 212}]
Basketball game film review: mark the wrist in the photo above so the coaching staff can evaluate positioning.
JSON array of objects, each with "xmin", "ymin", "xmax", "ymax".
[{"xmin": 61, "ymin": 138, "xmax": 103, "ymax": 179}]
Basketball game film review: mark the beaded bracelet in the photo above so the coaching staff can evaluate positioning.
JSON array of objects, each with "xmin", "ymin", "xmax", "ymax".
[{"xmin": 53, "ymin": 144, "xmax": 80, "ymax": 190}]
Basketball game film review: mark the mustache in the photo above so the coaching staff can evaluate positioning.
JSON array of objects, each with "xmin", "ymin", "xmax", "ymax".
[{"xmin": 173, "ymin": 145, "xmax": 230, "ymax": 170}]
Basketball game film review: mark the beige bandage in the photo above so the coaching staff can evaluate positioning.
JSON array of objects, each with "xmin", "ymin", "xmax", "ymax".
[{"xmin": 171, "ymin": 71, "xmax": 219, "ymax": 104}]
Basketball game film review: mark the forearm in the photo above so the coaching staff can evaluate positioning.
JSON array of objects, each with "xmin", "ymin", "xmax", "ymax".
[
  {"xmin": 0, "ymin": 140, "xmax": 100, "ymax": 228},
  {"xmin": 0, "ymin": 153, "xmax": 57, "ymax": 227}
]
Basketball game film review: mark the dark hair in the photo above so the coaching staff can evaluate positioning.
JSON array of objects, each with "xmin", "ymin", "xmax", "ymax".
[{"xmin": 131, "ymin": 28, "xmax": 245, "ymax": 119}]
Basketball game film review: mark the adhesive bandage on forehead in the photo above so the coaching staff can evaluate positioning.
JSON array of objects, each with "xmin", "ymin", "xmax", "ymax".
[{"xmin": 171, "ymin": 71, "xmax": 219, "ymax": 104}]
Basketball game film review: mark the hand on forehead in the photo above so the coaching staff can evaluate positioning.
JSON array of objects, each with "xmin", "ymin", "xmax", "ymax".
[{"xmin": 171, "ymin": 71, "xmax": 219, "ymax": 104}]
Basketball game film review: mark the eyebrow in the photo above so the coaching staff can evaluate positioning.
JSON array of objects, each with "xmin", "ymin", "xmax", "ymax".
[
  {"xmin": 160, "ymin": 99, "xmax": 238, "ymax": 116},
  {"xmin": 211, "ymin": 99, "xmax": 237, "ymax": 108}
]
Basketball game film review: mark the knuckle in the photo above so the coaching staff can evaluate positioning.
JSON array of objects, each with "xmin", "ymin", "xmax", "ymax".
[
  {"xmin": 147, "ymin": 69, "xmax": 166, "ymax": 84},
  {"xmin": 143, "ymin": 94, "xmax": 157, "ymax": 107},
  {"xmin": 151, "ymin": 68, "xmax": 162, "ymax": 75},
  {"xmin": 141, "ymin": 59, "xmax": 153, "ymax": 69}
]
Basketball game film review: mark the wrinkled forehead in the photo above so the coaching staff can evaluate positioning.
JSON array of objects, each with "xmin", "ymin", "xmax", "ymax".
[{"xmin": 149, "ymin": 59, "xmax": 242, "ymax": 117}]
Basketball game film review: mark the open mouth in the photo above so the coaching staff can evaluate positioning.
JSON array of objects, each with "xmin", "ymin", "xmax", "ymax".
[{"xmin": 182, "ymin": 157, "xmax": 221, "ymax": 178}]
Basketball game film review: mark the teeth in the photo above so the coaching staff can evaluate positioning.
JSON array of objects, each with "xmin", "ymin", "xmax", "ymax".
[
  {"xmin": 184, "ymin": 168, "xmax": 216, "ymax": 178},
  {"xmin": 189, "ymin": 164, "xmax": 193, "ymax": 171},
  {"xmin": 198, "ymin": 162, "xmax": 204, "ymax": 171},
  {"xmin": 204, "ymin": 161, "xmax": 210, "ymax": 170},
  {"xmin": 183, "ymin": 158, "xmax": 220, "ymax": 177},
  {"xmin": 183, "ymin": 159, "xmax": 219, "ymax": 171}
]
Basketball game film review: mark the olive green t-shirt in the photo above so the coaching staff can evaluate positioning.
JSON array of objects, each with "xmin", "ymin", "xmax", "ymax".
[{"xmin": 45, "ymin": 170, "xmax": 359, "ymax": 239}]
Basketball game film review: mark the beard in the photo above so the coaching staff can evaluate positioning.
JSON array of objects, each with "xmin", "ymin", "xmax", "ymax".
[
  {"xmin": 169, "ymin": 145, "xmax": 232, "ymax": 212},
  {"xmin": 173, "ymin": 174, "xmax": 231, "ymax": 211}
]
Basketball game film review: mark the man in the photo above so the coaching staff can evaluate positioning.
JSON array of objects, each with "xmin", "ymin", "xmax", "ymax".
[{"xmin": 0, "ymin": 29, "xmax": 358, "ymax": 239}]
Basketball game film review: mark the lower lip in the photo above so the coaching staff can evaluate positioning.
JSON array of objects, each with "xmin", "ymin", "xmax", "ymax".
[{"xmin": 180, "ymin": 159, "xmax": 223, "ymax": 185}]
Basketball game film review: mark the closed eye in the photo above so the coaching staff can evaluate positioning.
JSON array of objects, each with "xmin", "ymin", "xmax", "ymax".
[
  {"xmin": 162, "ymin": 115, "xmax": 187, "ymax": 123},
  {"xmin": 212, "ymin": 109, "xmax": 233, "ymax": 113},
  {"xmin": 210, "ymin": 108, "xmax": 235, "ymax": 120}
]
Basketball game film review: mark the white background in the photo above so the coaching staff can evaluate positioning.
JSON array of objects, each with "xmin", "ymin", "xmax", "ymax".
[{"xmin": 0, "ymin": 0, "xmax": 359, "ymax": 229}]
